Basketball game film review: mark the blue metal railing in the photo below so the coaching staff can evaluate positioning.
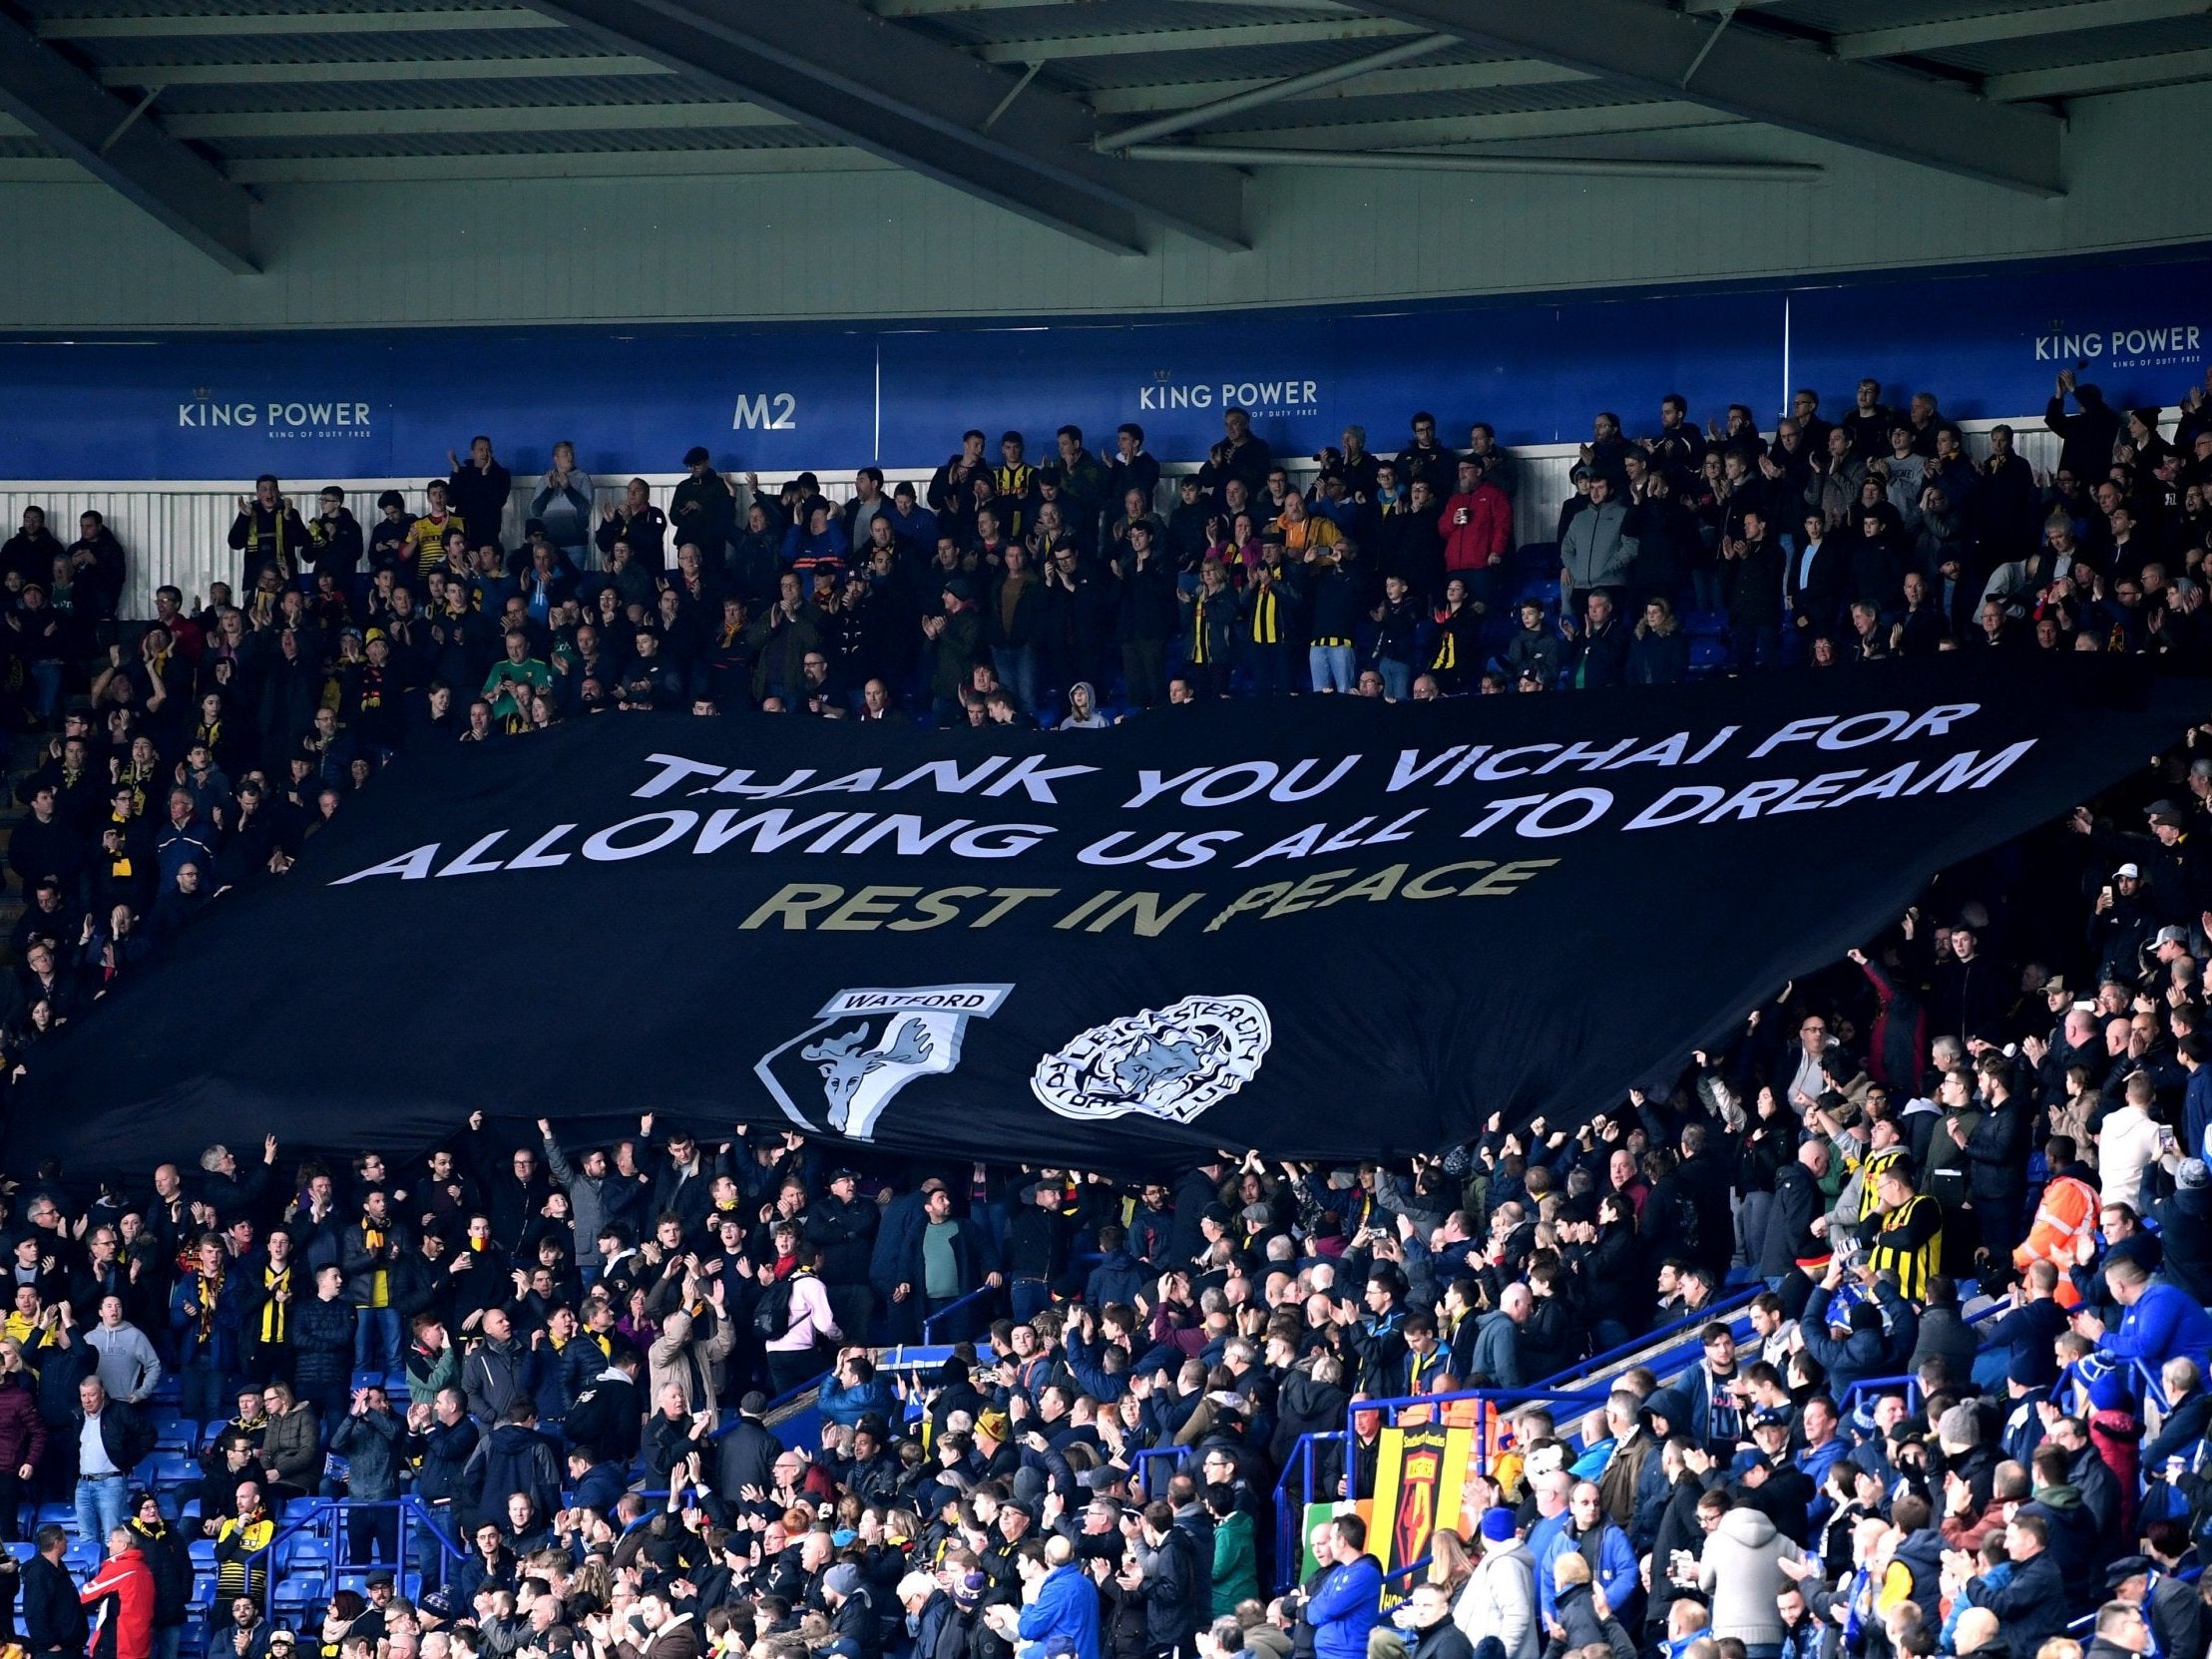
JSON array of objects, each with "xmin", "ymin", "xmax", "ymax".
[
  {"xmin": 1533, "ymin": 1286, "xmax": 1760, "ymax": 1389},
  {"xmin": 1272, "ymin": 1432, "xmax": 1342, "ymax": 1591},
  {"xmin": 233, "ymin": 1493, "xmax": 466, "ymax": 1624},
  {"xmin": 1129, "ymin": 1447, "xmax": 1182, "ymax": 1501},
  {"xmin": 923, "ymin": 1286, "xmax": 996, "ymax": 1343}
]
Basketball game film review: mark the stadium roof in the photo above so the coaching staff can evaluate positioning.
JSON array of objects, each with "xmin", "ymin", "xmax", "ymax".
[{"xmin": 0, "ymin": 0, "xmax": 2203, "ymax": 270}]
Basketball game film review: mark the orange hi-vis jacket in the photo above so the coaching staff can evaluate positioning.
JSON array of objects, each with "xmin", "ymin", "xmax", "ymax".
[{"xmin": 2013, "ymin": 1173, "xmax": 2100, "ymax": 1307}]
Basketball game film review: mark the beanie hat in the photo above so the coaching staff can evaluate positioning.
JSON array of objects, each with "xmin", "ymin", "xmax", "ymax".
[{"xmin": 1481, "ymin": 1506, "xmax": 1518, "ymax": 1542}]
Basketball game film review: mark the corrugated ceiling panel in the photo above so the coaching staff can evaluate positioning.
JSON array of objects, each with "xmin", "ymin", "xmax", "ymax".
[
  {"xmin": 208, "ymin": 127, "xmax": 829, "ymax": 160},
  {"xmin": 917, "ymin": 0, "xmax": 1353, "ymax": 47},
  {"xmin": 79, "ymin": 25, "xmax": 582, "ymax": 68},
  {"xmin": 1924, "ymin": 15, "xmax": 2212, "ymax": 74},
  {"xmin": 153, "ymin": 75, "xmax": 735, "ymax": 115}
]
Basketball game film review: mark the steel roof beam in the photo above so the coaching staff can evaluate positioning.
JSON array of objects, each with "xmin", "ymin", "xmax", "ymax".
[
  {"xmin": 1341, "ymin": 0, "xmax": 2064, "ymax": 194},
  {"xmin": 0, "ymin": 11, "xmax": 256, "ymax": 271},
  {"xmin": 1834, "ymin": 0, "xmax": 2211, "ymax": 61},
  {"xmin": 526, "ymin": 0, "xmax": 1246, "ymax": 251}
]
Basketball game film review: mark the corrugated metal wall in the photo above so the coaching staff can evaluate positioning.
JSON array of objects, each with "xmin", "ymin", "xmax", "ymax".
[
  {"xmin": 0, "ymin": 420, "xmax": 2061, "ymax": 620},
  {"xmin": 0, "ymin": 84, "xmax": 2203, "ymax": 331}
]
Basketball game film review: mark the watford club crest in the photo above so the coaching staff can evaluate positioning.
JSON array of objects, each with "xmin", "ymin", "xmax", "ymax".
[{"xmin": 754, "ymin": 986, "xmax": 1011, "ymax": 1140}]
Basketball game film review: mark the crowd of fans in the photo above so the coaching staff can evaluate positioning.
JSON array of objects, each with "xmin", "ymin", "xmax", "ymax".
[
  {"xmin": 6, "ymin": 366, "xmax": 2209, "ymax": 761},
  {"xmin": 0, "ymin": 367, "xmax": 2209, "ymax": 1659}
]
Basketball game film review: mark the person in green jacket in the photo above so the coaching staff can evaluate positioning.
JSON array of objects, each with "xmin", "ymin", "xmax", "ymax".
[{"xmin": 1207, "ymin": 1484, "xmax": 1259, "ymax": 1615}]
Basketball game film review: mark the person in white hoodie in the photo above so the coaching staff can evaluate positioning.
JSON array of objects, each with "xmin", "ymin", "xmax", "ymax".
[
  {"xmin": 2099, "ymin": 1072, "xmax": 2174, "ymax": 1212},
  {"xmin": 1456, "ymin": 1507, "xmax": 1538, "ymax": 1659},
  {"xmin": 1690, "ymin": 1500, "xmax": 1805, "ymax": 1651}
]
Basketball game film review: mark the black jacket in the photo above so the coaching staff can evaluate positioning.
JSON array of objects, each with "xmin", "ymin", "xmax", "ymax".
[
  {"xmin": 290, "ymin": 1294, "xmax": 356, "ymax": 1398},
  {"xmin": 22, "ymin": 1554, "xmax": 85, "ymax": 1653},
  {"xmin": 1135, "ymin": 1524, "xmax": 1202, "ymax": 1648},
  {"xmin": 1566, "ymin": 615, "xmax": 1630, "ymax": 688},
  {"xmin": 305, "ymin": 509, "xmax": 365, "ymax": 579},
  {"xmin": 714, "ymin": 1414, "xmax": 780, "ymax": 1495},
  {"xmin": 126, "ymin": 1518, "xmax": 192, "ymax": 1628},
  {"xmin": 71, "ymin": 1397, "xmax": 155, "ymax": 1476},
  {"xmin": 1970, "ymin": 1548, "xmax": 2065, "ymax": 1659},
  {"xmin": 1758, "ymin": 1163, "xmax": 1823, "ymax": 1279}
]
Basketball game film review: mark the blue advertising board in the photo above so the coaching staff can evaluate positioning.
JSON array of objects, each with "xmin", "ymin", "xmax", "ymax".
[
  {"xmin": 874, "ymin": 285, "xmax": 1785, "ymax": 466},
  {"xmin": 1785, "ymin": 258, "xmax": 2212, "ymax": 423},
  {"xmin": 0, "ymin": 326, "xmax": 878, "ymax": 481},
  {"xmin": 0, "ymin": 249, "xmax": 2204, "ymax": 481}
]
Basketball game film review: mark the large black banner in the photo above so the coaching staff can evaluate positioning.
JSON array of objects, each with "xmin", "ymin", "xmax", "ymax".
[{"xmin": 22, "ymin": 658, "xmax": 2206, "ymax": 1172}]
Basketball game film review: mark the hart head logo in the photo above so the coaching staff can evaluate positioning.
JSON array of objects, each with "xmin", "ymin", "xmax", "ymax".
[
  {"xmin": 1032, "ymin": 994, "xmax": 1271, "ymax": 1124},
  {"xmin": 756, "ymin": 985, "xmax": 1010, "ymax": 1140}
]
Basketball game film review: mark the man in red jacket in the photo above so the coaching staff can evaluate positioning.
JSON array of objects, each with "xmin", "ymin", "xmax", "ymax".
[
  {"xmin": 1440, "ymin": 457, "xmax": 1514, "ymax": 612},
  {"xmin": 80, "ymin": 1526, "xmax": 155, "ymax": 1659}
]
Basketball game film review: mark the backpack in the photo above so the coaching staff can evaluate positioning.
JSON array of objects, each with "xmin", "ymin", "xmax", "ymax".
[
  {"xmin": 753, "ymin": 1276, "xmax": 794, "ymax": 1340},
  {"xmin": 1670, "ymin": 1189, "xmax": 1701, "ymax": 1254}
]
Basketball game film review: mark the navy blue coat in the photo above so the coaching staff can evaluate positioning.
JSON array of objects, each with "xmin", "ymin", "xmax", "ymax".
[
  {"xmin": 1969, "ymin": 1547, "xmax": 2065, "ymax": 1659},
  {"xmin": 22, "ymin": 1553, "xmax": 85, "ymax": 1653}
]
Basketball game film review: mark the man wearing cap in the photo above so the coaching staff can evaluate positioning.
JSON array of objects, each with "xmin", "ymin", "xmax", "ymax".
[
  {"xmin": 123, "ymin": 1490, "xmax": 188, "ymax": 1659},
  {"xmin": 807, "ymin": 1169, "xmax": 878, "ymax": 1347},
  {"xmin": 670, "ymin": 449, "xmax": 735, "ymax": 564},
  {"xmin": 819, "ymin": 1561, "xmax": 877, "ymax": 1658},
  {"xmin": 1692, "ymin": 1466, "xmax": 1804, "ymax": 1650},
  {"xmin": 2106, "ymin": 1558, "xmax": 2197, "ymax": 1659},
  {"xmin": 924, "ymin": 579, "xmax": 984, "ymax": 722},
  {"xmin": 2087, "ymin": 862, "xmax": 2157, "ymax": 985},
  {"xmin": 2071, "ymin": 800, "xmax": 2212, "ymax": 933},
  {"xmin": 1733, "ymin": 1408, "xmax": 1814, "ymax": 1541},
  {"xmin": 1461, "ymin": 1508, "xmax": 1536, "ymax": 1659}
]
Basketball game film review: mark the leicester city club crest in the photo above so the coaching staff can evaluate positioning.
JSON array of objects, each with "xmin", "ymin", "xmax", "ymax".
[
  {"xmin": 755, "ymin": 985, "xmax": 1011, "ymax": 1140},
  {"xmin": 1031, "ymin": 995, "xmax": 1272, "ymax": 1125}
]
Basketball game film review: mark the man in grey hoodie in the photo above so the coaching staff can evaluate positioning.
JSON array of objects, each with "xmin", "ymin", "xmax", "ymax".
[{"xmin": 1691, "ymin": 1502, "xmax": 1805, "ymax": 1653}]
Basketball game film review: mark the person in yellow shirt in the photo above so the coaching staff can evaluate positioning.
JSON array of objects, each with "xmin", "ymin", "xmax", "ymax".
[
  {"xmin": 1, "ymin": 1287, "xmax": 53, "ymax": 1358},
  {"xmin": 404, "ymin": 480, "xmax": 466, "ymax": 575},
  {"xmin": 1276, "ymin": 493, "xmax": 1342, "ymax": 557}
]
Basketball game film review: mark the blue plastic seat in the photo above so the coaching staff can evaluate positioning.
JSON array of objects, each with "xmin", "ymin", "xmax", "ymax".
[
  {"xmin": 148, "ymin": 1452, "xmax": 199, "ymax": 1491},
  {"xmin": 279, "ymin": 1537, "xmax": 331, "ymax": 1570},
  {"xmin": 271, "ymin": 1580, "xmax": 322, "ymax": 1613}
]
